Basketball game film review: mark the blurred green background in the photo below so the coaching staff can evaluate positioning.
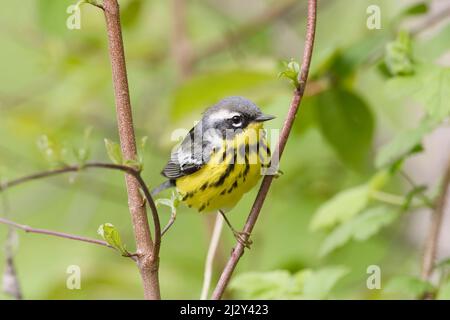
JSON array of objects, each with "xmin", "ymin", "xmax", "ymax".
[{"xmin": 1, "ymin": 0, "xmax": 449, "ymax": 299}]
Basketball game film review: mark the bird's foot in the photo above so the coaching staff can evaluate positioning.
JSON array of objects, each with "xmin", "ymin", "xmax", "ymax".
[{"xmin": 233, "ymin": 230, "xmax": 253, "ymax": 249}]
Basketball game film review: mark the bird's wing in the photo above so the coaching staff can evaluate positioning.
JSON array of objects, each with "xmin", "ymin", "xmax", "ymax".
[{"xmin": 161, "ymin": 125, "xmax": 214, "ymax": 179}]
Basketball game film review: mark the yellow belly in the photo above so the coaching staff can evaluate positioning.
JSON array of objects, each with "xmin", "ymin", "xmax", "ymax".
[{"xmin": 176, "ymin": 124, "xmax": 271, "ymax": 213}]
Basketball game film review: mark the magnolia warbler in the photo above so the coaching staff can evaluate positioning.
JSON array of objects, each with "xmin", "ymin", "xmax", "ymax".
[{"xmin": 153, "ymin": 96, "xmax": 275, "ymax": 245}]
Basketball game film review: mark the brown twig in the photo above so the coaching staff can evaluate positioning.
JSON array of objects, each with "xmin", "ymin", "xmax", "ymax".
[
  {"xmin": 189, "ymin": 0, "xmax": 299, "ymax": 65},
  {"xmin": 211, "ymin": 0, "xmax": 318, "ymax": 300},
  {"xmin": 147, "ymin": 0, "xmax": 301, "ymax": 66},
  {"xmin": 421, "ymin": 157, "xmax": 450, "ymax": 291},
  {"xmin": 103, "ymin": 0, "xmax": 161, "ymax": 299},
  {"xmin": 0, "ymin": 162, "xmax": 159, "ymax": 263},
  {"xmin": 0, "ymin": 216, "xmax": 111, "ymax": 249},
  {"xmin": 1, "ymin": 192, "xmax": 23, "ymax": 300}
]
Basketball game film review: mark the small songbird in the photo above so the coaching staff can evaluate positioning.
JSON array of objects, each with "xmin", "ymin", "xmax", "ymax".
[{"xmin": 153, "ymin": 96, "xmax": 275, "ymax": 245}]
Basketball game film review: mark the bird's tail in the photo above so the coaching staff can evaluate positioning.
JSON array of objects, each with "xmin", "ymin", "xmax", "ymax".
[{"xmin": 151, "ymin": 180, "xmax": 175, "ymax": 197}]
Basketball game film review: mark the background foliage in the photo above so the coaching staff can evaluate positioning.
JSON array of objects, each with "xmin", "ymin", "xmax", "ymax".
[{"xmin": 0, "ymin": 0, "xmax": 449, "ymax": 299}]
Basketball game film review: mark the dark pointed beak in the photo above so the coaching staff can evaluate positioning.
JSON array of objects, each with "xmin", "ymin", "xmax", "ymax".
[{"xmin": 254, "ymin": 113, "xmax": 276, "ymax": 122}]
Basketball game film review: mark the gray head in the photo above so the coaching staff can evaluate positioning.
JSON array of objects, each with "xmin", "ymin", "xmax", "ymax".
[{"xmin": 202, "ymin": 97, "xmax": 275, "ymax": 134}]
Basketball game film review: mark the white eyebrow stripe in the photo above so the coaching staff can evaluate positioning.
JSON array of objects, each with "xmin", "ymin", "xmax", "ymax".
[{"xmin": 208, "ymin": 110, "xmax": 241, "ymax": 121}]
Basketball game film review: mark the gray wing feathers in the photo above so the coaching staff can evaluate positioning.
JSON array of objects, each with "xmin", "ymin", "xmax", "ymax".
[{"xmin": 161, "ymin": 125, "xmax": 210, "ymax": 179}]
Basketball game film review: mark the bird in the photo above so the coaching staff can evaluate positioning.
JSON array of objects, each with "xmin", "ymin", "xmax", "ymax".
[{"xmin": 152, "ymin": 96, "xmax": 275, "ymax": 246}]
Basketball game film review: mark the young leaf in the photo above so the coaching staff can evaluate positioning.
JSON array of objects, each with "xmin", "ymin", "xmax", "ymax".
[
  {"xmin": 319, "ymin": 206, "xmax": 399, "ymax": 256},
  {"xmin": 384, "ymin": 31, "xmax": 414, "ymax": 76},
  {"xmin": 310, "ymin": 184, "xmax": 370, "ymax": 231},
  {"xmin": 384, "ymin": 275, "xmax": 435, "ymax": 298},
  {"xmin": 315, "ymin": 89, "xmax": 374, "ymax": 170},
  {"xmin": 104, "ymin": 139, "xmax": 123, "ymax": 165},
  {"xmin": 97, "ymin": 223, "xmax": 128, "ymax": 256},
  {"xmin": 155, "ymin": 192, "xmax": 181, "ymax": 215},
  {"xmin": 279, "ymin": 59, "xmax": 300, "ymax": 87},
  {"xmin": 302, "ymin": 266, "xmax": 349, "ymax": 299}
]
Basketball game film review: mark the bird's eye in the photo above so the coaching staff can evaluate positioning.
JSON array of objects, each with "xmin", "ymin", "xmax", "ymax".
[{"xmin": 231, "ymin": 115, "xmax": 242, "ymax": 127}]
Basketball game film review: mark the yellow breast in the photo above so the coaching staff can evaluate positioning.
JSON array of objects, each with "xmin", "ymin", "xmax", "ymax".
[{"xmin": 176, "ymin": 122, "xmax": 271, "ymax": 213}]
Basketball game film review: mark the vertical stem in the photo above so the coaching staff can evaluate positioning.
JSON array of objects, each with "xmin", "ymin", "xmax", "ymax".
[
  {"xmin": 211, "ymin": 0, "xmax": 318, "ymax": 300},
  {"xmin": 200, "ymin": 214, "xmax": 224, "ymax": 300},
  {"xmin": 421, "ymin": 158, "xmax": 450, "ymax": 284},
  {"xmin": 103, "ymin": 0, "xmax": 160, "ymax": 300}
]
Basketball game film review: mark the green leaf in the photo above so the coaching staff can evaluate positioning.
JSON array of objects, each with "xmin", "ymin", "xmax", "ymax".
[
  {"xmin": 384, "ymin": 275, "xmax": 434, "ymax": 298},
  {"xmin": 155, "ymin": 192, "xmax": 181, "ymax": 215},
  {"xmin": 399, "ymin": 2, "xmax": 428, "ymax": 17},
  {"xmin": 229, "ymin": 270, "xmax": 299, "ymax": 299},
  {"xmin": 384, "ymin": 31, "xmax": 414, "ymax": 76},
  {"xmin": 170, "ymin": 70, "xmax": 275, "ymax": 120},
  {"xmin": 229, "ymin": 266, "xmax": 348, "ymax": 300},
  {"xmin": 310, "ymin": 184, "xmax": 370, "ymax": 231},
  {"xmin": 387, "ymin": 65, "xmax": 450, "ymax": 121},
  {"xmin": 319, "ymin": 206, "xmax": 399, "ymax": 256},
  {"xmin": 437, "ymin": 281, "xmax": 450, "ymax": 300},
  {"xmin": 375, "ymin": 117, "xmax": 438, "ymax": 168},
  {"xmin": 104, "ymin": 139, "xmax": 123, "ymax": 165},
  {"xmin": 279, "ymin": 59, "xmax": 300, "ymax": 87},
  {"xmin": 97, "ymin": 223, "xmax": 128, "ymax": 256},
  {"xmin": 302, "ymin": 266, "xmax": 349, "ymax": 299},
  {"xmin": 315, "ymin": 89, "xmax": 374, "ymax": 170}
]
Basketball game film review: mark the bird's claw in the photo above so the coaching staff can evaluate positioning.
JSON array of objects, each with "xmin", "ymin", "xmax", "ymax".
[{"xmin": 233, "ymin": 231, "xmax": 252, "ymax": 249}]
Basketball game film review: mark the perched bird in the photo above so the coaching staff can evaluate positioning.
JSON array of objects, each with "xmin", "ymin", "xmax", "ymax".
[{"xmin": 153, "ymin": 96, "xmax": 275, "ymax": 245}]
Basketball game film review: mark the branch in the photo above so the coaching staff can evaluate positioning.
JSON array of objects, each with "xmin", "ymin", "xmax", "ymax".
[
  {"xmin": 189, "ymin": 0, "xmax": 299, "ymax": 65},
  {"xmin": 211, "ymin": 0, "xmax": 318, "ymax": 300},
  {"xmin": 0, "ymin": 162, "xmax": 160, "ymax": 262},
  {"xmin": 421, "ymin": 157, "xmax": 450, "ymax": 290},
  {"xmin": 200, "ymin": 214, "xmax": 224, "ymax": 300},
  {"xmin": 0, "ymin": 216, "xmax": 111, "ymax": 249},
  {"xmin": 3, "ymin": 229, "xmax": 23, "ymax": 300},
  {"xmin": 1, "ymin": 192, "xmax": 23, "ymax": 300},
  {"xmin": 103, "ymin": 0, "xmax": 161, "ymax": 299}
]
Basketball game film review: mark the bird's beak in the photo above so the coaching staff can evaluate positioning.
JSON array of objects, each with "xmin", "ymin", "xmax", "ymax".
[{"xmin": 254, "ymin": 113, "xmax": 276, "ymax": 122}]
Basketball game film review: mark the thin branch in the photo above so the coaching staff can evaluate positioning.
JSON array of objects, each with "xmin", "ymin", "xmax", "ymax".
[
  {"xmin": 410, "ymin": 4, "xmax": 450, "ymax": 36},
  {"xmin": 103, "ymin": 0, "xmax": 161, "ymax": 300},
  {"xmin": 1, "ymin": 192, "xmax": 23, "ymax": 300},
  {"xmin": 0, "ymin": 216, "xmax": 111, "ymax": 249},
  {"xmin": 189, "ymin": 0, "xmax": 299, "ymax": 65},
  {"xmin": 211, "ymin": 0, "xmax": 318, "ymax": 300},
  {"xmin": 0, "ymin": 162, "xmax": 159, "ymax": 262},
  {"xmin": 161, "ymin": 208, "xmax": 177, "ymax": 237},
  {"xmin": 421, "ymin": 157, "xmax": 450, "ymax": 286},
  {"xmin": 3, "ymin": 229, "xmax": 22, "ymax": 300},
  {"xmin": 147, "ymin": 0, "xmax": 301, "ymax": 65},
  {"xmin": 200, "ymin": 213, "xmax": 224, "ymax": 300},
  {"xmin": 400, "ymin": 170, "xmax": 435, "ymax": 209}
]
